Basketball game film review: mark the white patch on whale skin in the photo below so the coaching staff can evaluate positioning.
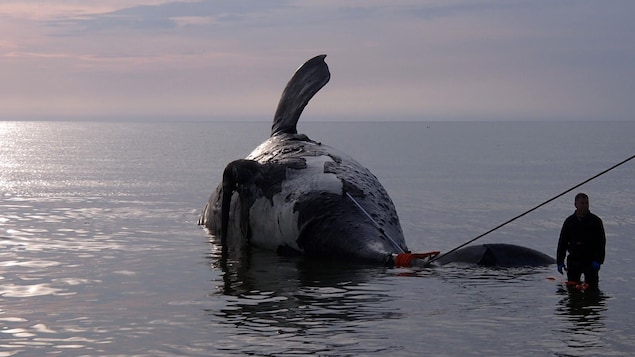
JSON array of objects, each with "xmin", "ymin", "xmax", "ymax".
[
  {"xmin": 283, "ymin": 155, "xmax": 342, "ymax": 195},
  {"xmin": 248, "ymin": 155, "xmax": 343, "ymax": 251}
]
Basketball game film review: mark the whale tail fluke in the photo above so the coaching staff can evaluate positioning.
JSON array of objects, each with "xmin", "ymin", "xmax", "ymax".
[{"xmin": 271, "ymin": 54, "xmax": 330, "ymax": 136}]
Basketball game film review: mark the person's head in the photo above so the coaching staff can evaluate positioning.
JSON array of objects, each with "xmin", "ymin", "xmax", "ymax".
[{"xmin": 574, "ymin": 192, "xmax": 590, "ymax": 216}]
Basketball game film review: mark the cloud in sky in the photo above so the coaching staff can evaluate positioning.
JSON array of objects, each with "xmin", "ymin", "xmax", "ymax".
[{"xmin": 1, "ymin": 0, "xmax": 634, "ymax": 121}]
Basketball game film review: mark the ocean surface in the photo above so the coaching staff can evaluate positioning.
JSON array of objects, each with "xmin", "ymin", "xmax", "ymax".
[{"xmin": 0, "ymin": 120, "xmax": 633, "ymax": 356}]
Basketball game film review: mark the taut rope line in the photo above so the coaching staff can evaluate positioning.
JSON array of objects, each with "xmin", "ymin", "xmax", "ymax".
[
  {"xmin": 429, "ymin": 154, "xmax": 635, "ymax": 265},
  {"xmin": 345, "ymin": 192, "xmax": 406, "ymax": 253}
]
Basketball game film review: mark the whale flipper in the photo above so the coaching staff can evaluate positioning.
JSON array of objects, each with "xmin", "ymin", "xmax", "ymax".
[
  {"xmin": 220, "ymin": 159, "xmax": 265, "ymax": 244},
  {"xmin": 271, "ymin": 54, "xmax": 330, "ymax": 136}
]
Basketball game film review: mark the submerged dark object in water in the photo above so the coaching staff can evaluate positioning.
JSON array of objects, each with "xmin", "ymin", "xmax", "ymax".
[{"xmin": 434, "ymin": 243, "xmax": 556, "ymax": 267}]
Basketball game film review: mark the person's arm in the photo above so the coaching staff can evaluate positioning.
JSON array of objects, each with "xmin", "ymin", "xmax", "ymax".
[
  {"xmin": 556, "ymin": 218, "xmax": 570, "ymax": 265},
  {"xmin": 594, "ymin": 216, "xmax": 606, "ymax": 264}
]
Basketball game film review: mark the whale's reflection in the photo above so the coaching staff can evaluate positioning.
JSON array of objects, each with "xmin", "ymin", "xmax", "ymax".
[{"xmin": 206, "ymin": 237, "xmax": 402, "ymax": 354}]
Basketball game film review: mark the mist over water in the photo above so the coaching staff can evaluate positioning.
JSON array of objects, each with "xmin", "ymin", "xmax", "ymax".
[{"xmin": 0, "ymin": 121, "xmax": 633, "ymax": 355}]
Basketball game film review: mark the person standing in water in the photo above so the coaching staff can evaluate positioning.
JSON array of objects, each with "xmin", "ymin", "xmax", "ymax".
[{"xmin": 557, "ymin": 193, "xmax": 606, "ymax": 288}]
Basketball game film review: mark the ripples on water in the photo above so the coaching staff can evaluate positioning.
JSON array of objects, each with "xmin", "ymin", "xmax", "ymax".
[
  {"xmin": 206, "ymin": 244, "xmax": 408, "ymax": 355},
  {"xmin": 0, "ymin": 197, "xmax": 200, "ymax": 355},
  {"xmin": 554, "ymin": 287, "xmax": 609, "ymax": 354},
  {"xmin": 0, "ymin": 121, "xmax": 634, "ymax": 356}
]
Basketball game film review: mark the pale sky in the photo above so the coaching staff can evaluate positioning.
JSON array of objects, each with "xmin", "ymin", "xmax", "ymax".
[{"xmin": 1, "ymin": 1, "xmax": 634, "ymax": 121}]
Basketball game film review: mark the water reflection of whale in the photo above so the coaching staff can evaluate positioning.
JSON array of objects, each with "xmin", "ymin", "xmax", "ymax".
[
  {"xmin": 211, "ymin": 246, "xmax": 384, "ymax": 297},
  {"xmin": 208, "ymin": 241, "xmax": 403, "ymax": 354}
]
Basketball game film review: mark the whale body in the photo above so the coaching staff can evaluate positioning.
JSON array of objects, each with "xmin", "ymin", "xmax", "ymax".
[
  {"xmin": 199, "ymin": 55, "xmax": 408, "ymax": 264},
  {"xmin": 199, "ymin": 54, "xmax": 555, "ymax": 268},
  {"xmin": 434, "ymin": 243, "xmax": 555, "ymax": 267}
]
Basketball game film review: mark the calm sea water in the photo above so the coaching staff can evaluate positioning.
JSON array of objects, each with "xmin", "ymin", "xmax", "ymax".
[{"xmin": 0, "ymin": 121, "xmax": 633, "ymax": 356}]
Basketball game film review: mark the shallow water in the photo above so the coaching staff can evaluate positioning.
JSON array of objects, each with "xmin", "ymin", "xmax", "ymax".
[{"xmin": 0, "ymin": 121, "xmax": 633, "ymax": 356}]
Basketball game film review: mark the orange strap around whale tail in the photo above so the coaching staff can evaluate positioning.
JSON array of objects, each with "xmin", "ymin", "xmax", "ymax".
[{"xmin": 394, "ymin": 251, "xmax": 440, "ymax": 267}]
